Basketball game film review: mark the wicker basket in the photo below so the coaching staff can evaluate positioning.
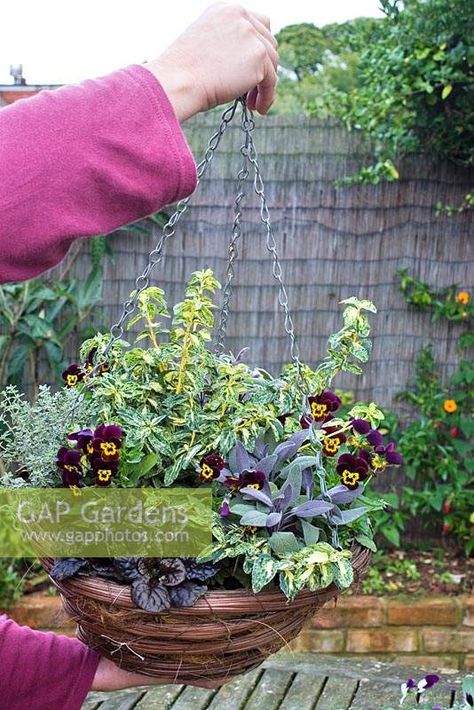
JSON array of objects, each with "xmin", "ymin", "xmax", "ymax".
[{"xmin": 41, "ymin": 546, "xmax": 370, "ymax": 687}]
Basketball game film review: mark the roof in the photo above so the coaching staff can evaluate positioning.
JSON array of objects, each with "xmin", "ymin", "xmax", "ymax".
[{"xmin": 0, "ymin": 84, "xmax": 61, "ymax": 106}]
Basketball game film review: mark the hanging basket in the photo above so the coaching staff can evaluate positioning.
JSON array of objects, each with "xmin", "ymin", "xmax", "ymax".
[
  {"xmin": 39, "ymin": 98, "xmax": 378, "ymax": 687},
  {"xmin": 42, "ymin": 546, "xmax": 370, "ymax": 687}
]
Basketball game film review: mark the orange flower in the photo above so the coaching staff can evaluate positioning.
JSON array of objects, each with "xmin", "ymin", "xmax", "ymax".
[
  {"xmin": 443, "ymin": 399, "xmax": 457, "ymax": 414},
  {"xmin": 456, "ymin": 291, "xmax": 470, "ymax": 305}
]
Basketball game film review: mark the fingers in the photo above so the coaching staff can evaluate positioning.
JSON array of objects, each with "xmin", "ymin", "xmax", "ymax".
[
  {"xmin": 254, "ymin": 56, "xmax": 278, "ymax": 115},
  {"xmin": 246, "ymin": 86, "xmax": 258, "ymax": 111},
  {"xmin": 245, "ymin": 9, "xmax": 279, "ymax": 115},
  {"xmin": 246, "ymin": 11, "xmax": 278, "ymax": 49}
]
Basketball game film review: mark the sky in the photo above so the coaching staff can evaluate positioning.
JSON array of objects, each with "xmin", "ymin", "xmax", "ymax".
[{"xmin": 0, "ymin": 0, "xmax": 384, "ymax": 85}]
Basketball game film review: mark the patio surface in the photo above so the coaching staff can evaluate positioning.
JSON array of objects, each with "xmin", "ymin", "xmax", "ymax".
[{"xmin": 82, "ymin": 652, "xmax": 465, "ymax": 709}]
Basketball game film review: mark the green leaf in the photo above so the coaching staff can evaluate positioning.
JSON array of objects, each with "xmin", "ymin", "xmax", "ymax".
[
  {"xmin": 126, "ymin": 453, "xmax": 159, "ymax": 484},
  {"xmin": 268, "ymin": 531, "xmax": 301, "ymax": 555},
  {"xmin": 355, "ymin": 534, "xmax": 377, "ymax": 552},
  {"xmin": 301, "ymin": 521, "xmax": 321, "ymax": 545},
  {"xmin": 382, "ymin": 526, "xmax": 400, "ymax": 547},
  {"xmin": 441, "ymin": 83, "xmax": 452, "ymax": 100},
  {"xmin": 251, "ymin": 554, "xmax": 278, "ymax": 593},
  {"xmin": 240, "ymin": 510, "xmax": 269, "ymax": 527}
]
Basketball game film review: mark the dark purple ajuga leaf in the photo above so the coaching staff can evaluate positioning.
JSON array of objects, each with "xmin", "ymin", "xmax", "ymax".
[
  {"xmin": 168, "ymin": 581, "xmax": 207, "ymax": 607},
  {"xmin": 302, "ymin": 468, "xmax": 314, "ymax": 498},
  {"xmin": 326, "ymin": 484, "xmax": 364, "ymax": 504},
  {"xmin": 229, "ymin": 440, "xmax": 254, "ymax": 473},
  {"xmin": 155, "ymin": 558, "xmax": 186, "ymax": 587},
  {"xmin": 131, "ymin": 577, "xmax": 171, "ymax": 612},
  {"xmin": 90, "ymin": 559, "xmax": 117, "ymax": 580},
  {"xmin": 50, "ymin": 557, "xmax": 88, "ymax": 581},
  {"xmin": 114, "ymin": 557, "xmax": 141, "ymax": 581},
  {"xmin": 183, "ymin": 560, "xmax": 218, "ymax": 582},
  {"xmin": 240, "ymin": 487, "xmax": 273, "ymax": 507},
  {"xmin": 465, "ymin": 692, "xmax": 473, "ymax": 707},
  {"xmin": 273, "ymin": 429, "xmax": 309, "ymax": 465},
  {"xmin": 266, "ymin": 511, "xmax": 283, "ymax": 527},
  {"xmin": 292, "ymin": 500, "xmax": 334, "ymax": 518}
]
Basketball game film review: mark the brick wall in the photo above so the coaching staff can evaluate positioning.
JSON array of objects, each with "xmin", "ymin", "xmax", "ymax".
[
  {"xmin": 290, "ymin": 594, "xmax": 474, "ymax": 671},
  {"xmin": 5, "ymin": 593, "xmax": 474, "ymax": 671}
]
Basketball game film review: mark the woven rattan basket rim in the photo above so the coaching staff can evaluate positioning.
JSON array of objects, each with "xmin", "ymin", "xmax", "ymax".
[{"xmin": 41, "ymin": 544, "xmax": 370, "ymax": 613}]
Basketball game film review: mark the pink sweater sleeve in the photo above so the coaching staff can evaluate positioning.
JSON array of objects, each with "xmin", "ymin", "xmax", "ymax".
[
  {"xmin": 0, "ymin": 617, "xmax": 99, "ymax": 709},
  {"xmin": 0, "ymin": 65, "xmax": 197, "ymax": 283}
]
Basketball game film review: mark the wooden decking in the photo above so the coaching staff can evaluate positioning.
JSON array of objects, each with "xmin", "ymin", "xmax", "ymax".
[{"xmin": 83, "ymin": 653, "xmax": 465, "ymax": 709}]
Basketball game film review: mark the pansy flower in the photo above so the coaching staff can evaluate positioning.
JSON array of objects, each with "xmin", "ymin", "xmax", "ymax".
[
  {"xmin": 199, "ymin": 454, "xmax": 225, "ymax": 483},
  {"xmin": 84, "ymin": 347, "xmax": 110, "ymax": 376},
  {"xmin": 62, "ymin": 364, "xmax": 84, "ymax": 388},
  {"xmin": 91, "ymin": 457, "xmax": 118, "ymax": 486},
  {"xmin": 336, "ymin": 453, "xmax": 369, "ymax": 489},
  {"xmin": 367, "ymin": 428, "xmax": 383, "ymax": 447},
  {"xmin": 240, "ymin": 470, "xmax": 266, "ymax": 490},
  {"xmin": 321, "ymin": 424, "xmax": 347, "ymax": 457},
  {"xmin": 92, "ymin": 424, "xmax": 123, "ymax": 462},
  {"xmin": 223, "ymin": 475, "xmax": 241, "ymax": 490},
  {"xmin": 308, "ymin": 390, "xmax": 342, "ymax": 422},
  {"xmin": 56, "ymin": 448, "xmax": 83, "ymax": 487},
  {"xmin": 351, "ymin": 418, "xmax": 371, "ymax": 435},
  {"xmin": 67, "ymin": 428, "xmax": 94, "ymax": 455},
  {"xmin": 361, "ymin": 442, "xmax": 403, "ymax": 470}
]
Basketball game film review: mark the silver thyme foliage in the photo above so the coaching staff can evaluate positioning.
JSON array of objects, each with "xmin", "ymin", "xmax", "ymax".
[{"xmin": 0, "ymin": 385, "xmax": 91, "ymax": 487}]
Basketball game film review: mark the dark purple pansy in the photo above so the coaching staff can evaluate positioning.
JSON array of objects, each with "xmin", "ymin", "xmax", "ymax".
[
  {"xmin": 321, "ymin": 425, "xmax": 347, "ymax": 457},
  {"xmin": 62, "ymin": 363, "xmax": 84, "ymax": 388},
  {"xmin": 200, "ymin": 453, "xmax": 225, "ymax": 483},
  {"xmin": 277, "ymin": 412, "xmax": 292, "ymax": 425},
  {"xmin": 240, "ymin": 470, "xmax": 266, "ymax": 490},
  {"xmin": 56, "ymin": 447, "xmax": 83, "ymax": 487},
  {"xmin": 380, "ymin": 442, "xmax": 403, "ymax": 465},
  {"xmin": 67, "ymin": 428, "xmax": 94, "ymax": 452},
  {"xmin": 92, "ymin": 457, "xmax": 118, "ymax": 486},
  {"xmin": 308, "ymin": 390, "xmax": 342, "ymax": 422},
  {"xmin": 92, "ymin": 424, "xmax": 123, "ymax": 462},
  {"xmin": 56, "ymin": 447, "xmax": 82, "ymax": 470},
  {"xmin": 351, "ymin": 418, "xmax": 371, "ymax": 435},
  {"xmin": 367, "ymin": 429, "xmax": 383, "ymax": 447},
  {"xmin": 91, "ymin": 456, "xmax": 118, "ymax": 474},
  {"xmin": 223, "ymin": 475, "xmax": 241, "ymax": 490},
  {"xmin": 94, "ymin": 424, "xmax": 123, "ymax": 441},
  {"xmin": 336, "ymin": 453, "xmax": 369, "ymax": 490}
]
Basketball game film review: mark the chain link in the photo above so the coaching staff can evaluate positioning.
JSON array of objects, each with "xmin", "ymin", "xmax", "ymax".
[
  {"xmin": 214, "ymin": 107, "xmax": 251, "ymax": 355},
  {"xmin": 100, "ymin": 100, "xmax": 240, "ymax": 361},
  {"xmin": 241, "ymin": 103, "xmax": 302, "ymax": 374}
]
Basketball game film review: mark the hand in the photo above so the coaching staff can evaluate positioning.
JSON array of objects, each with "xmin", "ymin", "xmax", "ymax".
[{"xmin": 145, "ymin": 2, "xmax": 278, "ymax": 121}]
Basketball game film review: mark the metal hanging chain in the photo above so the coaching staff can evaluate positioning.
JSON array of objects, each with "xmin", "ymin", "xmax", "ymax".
[
  {"xmin": 214, "ymin": 108, "xmax": 251, "ymax": 355},
  {"xmin": 240, "ymin": 101, "xmax": 302, "ymax": 374},
  {"xmin": 99, "ymin": 100, "xmax": 240, "ymax": 362}
]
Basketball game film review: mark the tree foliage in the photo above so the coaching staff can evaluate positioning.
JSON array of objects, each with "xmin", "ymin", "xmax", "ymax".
[{"xmin": 274, "ymin": 0, "xmax": 474, "ymax": 184}]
